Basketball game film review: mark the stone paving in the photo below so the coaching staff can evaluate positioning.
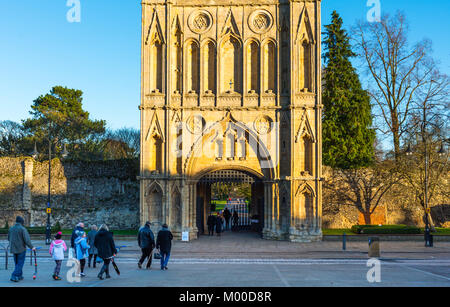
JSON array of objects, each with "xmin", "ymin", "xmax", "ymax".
[
  {"xmin": 1, "ymin": 231, "xmax": 449, "ymax": 287},
  {"xmin": 2, "ymin": 231, "xmax": 450, "ymax": 260},
  {"xmin": 0, "ymin": 256, "xmax": 449, "ymax": 287}
]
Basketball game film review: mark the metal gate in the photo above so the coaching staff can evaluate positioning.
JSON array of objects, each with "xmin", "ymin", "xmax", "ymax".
[{"xmin": 227, "ymin": 199, "xmax": 251, "ymax": 228}]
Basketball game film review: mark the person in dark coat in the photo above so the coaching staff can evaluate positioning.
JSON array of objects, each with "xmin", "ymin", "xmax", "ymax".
[
  {"xmin": 207, "ymin": 214, "xmax": 216, "ymax": 236},
  {"xmin": 70, "ymin": 222, "xmax": 84, "ymax": 249},
  {"xmin": 137, "ymin": 221, "xmax": 155, "ymax": 269},
  {"xmin": 8, "ymin": 216, "xmax": 35, "ymax": 282},
  {"xmin": 215, "ymin": 215, "xmax": 223, "ymax": 236},
  {"xmin": 87, "ymin": 225, "xmax": 98, "ymax": 268},
  {"xmin": 223, "ymin": 208, "xmax": 232, "ymax": 230},
  {"xmin": 156, "ymin": 224, "xmax": 173, "ymax": 270},
  {"xmin": 232, "ymin": 211, "xmax": 239, "ymax": 231},
  {"xmin": 94, "ymin": 224, "xmax": 117, "ymax": 280}
]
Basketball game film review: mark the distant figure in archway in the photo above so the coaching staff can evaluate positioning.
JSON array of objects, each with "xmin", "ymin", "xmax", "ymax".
[
  {"xmin": 232, "ymin": 211, "xmax": 239, "ymax": 231},
  {"xmin": 223, "ymin": 208, "xmax": 232, "ymax": 230},
  {"xmin": 207, "ymin": 213, "xmax": 216, "ymax": 236},
  {"xmin": 216, "ymin": 214, "xmax": 223, "ymax": 236}
]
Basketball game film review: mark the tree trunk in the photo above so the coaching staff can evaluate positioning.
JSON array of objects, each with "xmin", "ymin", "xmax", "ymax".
[
  {"xmin": 363, "ymin": 212, "xmax": 372, "ymax": 225},
  {"xmin": 388, "ymin": 106, "xmax": 401, "ymax": 160},
  {"xmin": 393, "ymin": 135, "xmax": 400, "ymax": 160},
  {"xmin": 427, "ymin": 212, "xmax": 436, "ymax": 232}
]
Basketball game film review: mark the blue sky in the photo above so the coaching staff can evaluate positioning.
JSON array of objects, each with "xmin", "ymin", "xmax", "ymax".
[{"xmin": 0, "ymin": 0, "xmax": 449, "ymax": 130}]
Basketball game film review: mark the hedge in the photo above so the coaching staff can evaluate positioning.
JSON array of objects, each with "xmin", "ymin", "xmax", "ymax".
[
  {"xmin": 0, "ymin": 227, "xmax": 137, "ymax": 236},
  {"xmin": 0, "ymin": 225, "xmax": 61, "ymax": 235},
  {"xmin": 351, "ymin": 225, "xmax": 422, "ymax": 234}
]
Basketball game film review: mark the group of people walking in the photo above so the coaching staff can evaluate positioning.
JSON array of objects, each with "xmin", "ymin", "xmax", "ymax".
[
  {"xmin": 56, "ymin": 222, "xmax": 117, "ymax": 280},
  {"xmin": 137, "ymin": 222, "xmax": 173, "ymax": 271},
  {"xmin": 207, "ymin": 208, "xmax": 239, "ymax": 236},
  {"xmin": 6, "ymin": 216, "xmax": 173, "ymax": 282}
]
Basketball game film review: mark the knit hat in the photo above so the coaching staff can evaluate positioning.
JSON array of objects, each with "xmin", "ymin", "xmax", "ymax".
[
  {"xmin": 55, "ymin": 232, "xmax": 62, "ymax": 240},
  {"xmin": 15, "ymin": 216, "xmax": 24, "ymax": 225}
]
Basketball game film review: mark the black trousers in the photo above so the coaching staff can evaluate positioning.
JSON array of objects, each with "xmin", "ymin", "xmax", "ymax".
[
  {"xmin": 139, "ymin": 247, "xmax": 153, "ymax": 268},
  {"xmin": 232, "ymin": 219, "xmax": 239, "ymax": 230},
  {"xmin": 88, "ymin": 254, "xmax": 97, "ymax": 267},
  {"xmin": 208, "ymin": 225, "xmax": 214, "ymax": 236},
  {"xmin": 79, "ymin": 259, "xmax": 86, "ymax": 273},
  {"xmin": 225, "ymin": 218, "xmax": 231, "ymax": 230}
]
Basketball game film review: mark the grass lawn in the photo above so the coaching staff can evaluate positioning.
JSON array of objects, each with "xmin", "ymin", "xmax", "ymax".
[
  {"xmin": 322, "ymin": 227, "xmax": 450, "ymax": 235},
  {"xmin": 434, "ymin": 228, "xmax": 450, "ymax": 235},
  {"xmin": 322, "ymin": 229, "xmax": 356, "ymax": 235},
  {"xmin": 211, "ymin": 200, "xmax": 249, "ymax": 213}
]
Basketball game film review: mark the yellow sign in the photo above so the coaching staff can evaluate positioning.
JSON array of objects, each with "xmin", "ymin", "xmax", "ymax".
[{"xmin": 46, "ymin": 208, "xmax": 52, "ymax": 214}]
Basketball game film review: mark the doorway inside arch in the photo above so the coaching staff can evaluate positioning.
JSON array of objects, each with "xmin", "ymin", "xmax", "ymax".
[{"xmin": 196, "ymin": 169, "xmax": 265, "ymax": 237}]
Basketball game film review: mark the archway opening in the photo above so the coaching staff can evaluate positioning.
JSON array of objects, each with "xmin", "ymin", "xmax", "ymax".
[{"xmin": 195, "ymin": 169, "xmax": 264, "ymax": 237}]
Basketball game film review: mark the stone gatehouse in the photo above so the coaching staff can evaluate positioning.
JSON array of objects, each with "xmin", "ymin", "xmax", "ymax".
[{"xmin": 139, "ymin": 0, "xmax": 323, "ymax": 242}]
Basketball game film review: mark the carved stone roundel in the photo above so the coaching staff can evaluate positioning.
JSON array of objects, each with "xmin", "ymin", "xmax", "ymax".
[
  {"xmin": 188, "ymin": 10, "xmax": 213, "ymax": 34},
  {"xmin": 249, "ymin": 10, "xmax": 273, "ymax": 34},
  {"xmin": 254, "ymin": 116, "xmax": 273, "ymax": 135},
  {"xmin": 186, "ymin": 115, "xmax": 206, "ymax": 135}
]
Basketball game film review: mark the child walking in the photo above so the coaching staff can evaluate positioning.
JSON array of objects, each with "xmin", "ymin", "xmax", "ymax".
[
  {"xmin": 49, "ymin": 232, "xmax": 67, "ymax": 280},
  {"xmin": 74, "ymin": 230, "xmax": 90, "ymax": 277}
]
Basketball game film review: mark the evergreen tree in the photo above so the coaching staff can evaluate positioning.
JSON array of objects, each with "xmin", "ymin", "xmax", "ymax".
[
  {"xmin": 22, "ymin": 86, "xmax": 106, "ymax": 160},
  {"xmin": 322, "ymin": 11, "xmax": 376, "ymax": 169}
]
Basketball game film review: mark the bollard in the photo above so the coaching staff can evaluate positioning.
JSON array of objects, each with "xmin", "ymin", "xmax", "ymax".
[
  {"xmin": 368, "ymin": 236, "xmax": 380, "ymax": 258},
  {"xmin": 424, "ymin": 227, "xmax": 431, "ymax": 247},
  {"xmin": 424, "ymin": 227, "xmax": 434, "ymax": 247},
  {"xmin": 342, "ymin": 233, "xmax": 347, "ymax": 251}
]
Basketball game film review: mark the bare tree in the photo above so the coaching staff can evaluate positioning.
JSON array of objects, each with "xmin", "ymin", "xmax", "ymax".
[
  {"xmin": 324, "ymin": 161, "xmax": 400, "ymax": 225},
  {"xmin": 353, "ymin": 12, "xmax": 433, "ymax": 159},
  {"xmin": 104, "ymin": 127, "xmax": 140, "ymax": 159},
  {"xmin": 0, "ymin": 121, "xmax": 26, "ymax": 156},
  {"xmin": 398, "ymin": 64, "xmax": 449, "ymax": 229}
]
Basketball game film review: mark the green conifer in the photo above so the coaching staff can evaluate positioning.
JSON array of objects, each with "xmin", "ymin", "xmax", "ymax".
[{"xmin": 322, "ymin": 11, "xmax": 376, "ymax": 169}]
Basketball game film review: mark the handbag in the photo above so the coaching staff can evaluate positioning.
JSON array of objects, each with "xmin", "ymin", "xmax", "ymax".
[{"xmin": 154, "ymin": 250, "xmax": 161, "ymax": 260}]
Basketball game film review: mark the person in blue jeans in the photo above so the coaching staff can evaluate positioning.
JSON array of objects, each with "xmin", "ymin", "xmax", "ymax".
[
  {"xmin": 156, "ymin": 224, "xmax": 173, "ymax": 270},
  {"xmin": 7, "ymin": 216, "xmax": 35, "ymax": 282}
]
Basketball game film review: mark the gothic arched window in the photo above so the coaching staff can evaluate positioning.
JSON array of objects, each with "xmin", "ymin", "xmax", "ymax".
[
  {"xmin": 150, "ymin": 35, "xmax": 163, "ymax": 93},
  {"xmin": 299, "ymin": 40, "xmax": 311, "ymax": 91},
  {"xmin": 246, "ymin": 41, "xmax": 260, "ymax": 93},
  {"xmin": 186, "ymin": 41, "xmax": 200, "ymax": 94},
  {"xmin": 221, "ymin": 36, "xmax": 242, "ymax": 93},
  {"xmin": 203, "ymin": 41, "xmax": 216, "ymax": 94},
  {"xmin": 263, "ymin": 41, "xmax": 277, "ymax": 93}
]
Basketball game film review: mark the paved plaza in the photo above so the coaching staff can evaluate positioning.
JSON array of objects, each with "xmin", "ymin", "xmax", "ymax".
[{"xmin": 1, "ymin": 232, "xmax": 449, "ymax": 287}]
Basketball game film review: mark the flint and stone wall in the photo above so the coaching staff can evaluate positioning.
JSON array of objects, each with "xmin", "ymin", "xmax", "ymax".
[{"xmin": 0, "ymin": 157, "xmax": 139, "ymax": 229}]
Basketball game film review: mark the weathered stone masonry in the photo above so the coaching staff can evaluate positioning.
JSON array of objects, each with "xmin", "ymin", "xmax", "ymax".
[{"xmin": 0, "ymin": 157, "xmax": 140, "ymax": 229}]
